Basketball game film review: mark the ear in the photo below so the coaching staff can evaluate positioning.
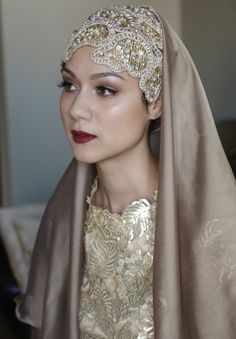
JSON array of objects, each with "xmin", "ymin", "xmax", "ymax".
[{"xmin": 147, "ymin": 94, "xmax": 162, "ymax": 120}]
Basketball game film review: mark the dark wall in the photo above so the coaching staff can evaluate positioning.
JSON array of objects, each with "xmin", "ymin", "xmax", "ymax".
[{"xmin": 182, "ymin": 0, "xmax": 236, "ymax": 121}]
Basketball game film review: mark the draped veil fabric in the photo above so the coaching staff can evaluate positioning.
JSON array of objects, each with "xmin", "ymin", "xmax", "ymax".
[{"xmin": 16, "ymin": 10, "xmax": 236, "ymax": 339}]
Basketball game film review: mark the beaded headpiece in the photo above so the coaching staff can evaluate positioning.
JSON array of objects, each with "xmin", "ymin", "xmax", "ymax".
[{"xmin": 63, "ymin": 6, "xmax": 163, "ymax": 103}]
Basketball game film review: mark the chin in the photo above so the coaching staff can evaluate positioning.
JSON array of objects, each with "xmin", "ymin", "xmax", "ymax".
[
  {"xmin": 72, "ymin": 150, "xmax": 99, "ymax": 164},
  {"xmin": 73, "ymin": 155, "xmax": 96, "ymax": 164}
]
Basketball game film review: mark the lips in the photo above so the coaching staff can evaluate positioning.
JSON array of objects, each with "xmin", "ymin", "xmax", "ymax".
[{"xmin": 71, "ymin": 130, "xmax": 96, "ymax": 144}]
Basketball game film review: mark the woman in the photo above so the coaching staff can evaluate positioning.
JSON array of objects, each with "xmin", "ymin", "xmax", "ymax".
[{"xmin": 16, "ymin": 5, "xmax": 236, "ymax": 339}]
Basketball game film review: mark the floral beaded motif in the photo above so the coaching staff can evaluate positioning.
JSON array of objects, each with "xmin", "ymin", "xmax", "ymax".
[
  {"xmin": 63, "ymin": 6, "xmax": 163, "ymax": 103},
  {"xmin": 79, "ymin": 180, "xmax": 157, "ymax": 338}
]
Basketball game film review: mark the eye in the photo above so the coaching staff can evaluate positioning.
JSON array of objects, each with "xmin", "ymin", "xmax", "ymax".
[
  {"xmin": 57, "ymin": 80, "xmax": 78, "ymax": 92},
  {"xmin": 96, "ymin": 86, "xmax": 117, "ymax": 96}
]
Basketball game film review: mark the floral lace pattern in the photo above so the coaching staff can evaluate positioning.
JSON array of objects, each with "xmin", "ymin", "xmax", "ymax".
[{"xmin": 79, "ymin": 180, "xmax": 157, "ymax": 338}]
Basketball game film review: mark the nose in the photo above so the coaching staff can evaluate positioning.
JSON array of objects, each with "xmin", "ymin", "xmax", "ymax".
[{"xmin": 70, "ymin": 91, "xmax": 92, "ymax": 121}]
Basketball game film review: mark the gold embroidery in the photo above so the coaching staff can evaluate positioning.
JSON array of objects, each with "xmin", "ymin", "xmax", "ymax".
[
  {"xmin": 194, "ymin": 217, "xmax": 236, "ymax": 284},
  {"xmin": 79, "ymin": 182, "xmax": 157, "ymax": 338}
]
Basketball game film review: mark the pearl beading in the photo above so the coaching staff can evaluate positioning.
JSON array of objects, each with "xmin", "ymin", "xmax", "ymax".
[{"xmin": 63, "ymin": 6, "xmax": 163, "ymax": 103}]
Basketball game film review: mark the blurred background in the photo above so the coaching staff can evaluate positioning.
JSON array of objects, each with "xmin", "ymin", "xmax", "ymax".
[
  {"xmin": 0, "ymin": 0, "xmax": 235, "ymax": 338},
  {"xmin": 1, "ymin": 0, "xmax": 183, "ymax": 208},
  {"xmin": 0, "ymin": 0, "xmax": 235, "ymax": 207}
]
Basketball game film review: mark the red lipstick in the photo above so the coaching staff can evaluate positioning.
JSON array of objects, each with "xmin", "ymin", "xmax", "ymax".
[{"xmin": 71, "ymin": 130, "xmax": 96, "ymax": 144}]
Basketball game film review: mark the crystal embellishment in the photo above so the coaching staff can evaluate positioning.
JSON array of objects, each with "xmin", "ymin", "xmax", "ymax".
[{"xmin": 63, "ymin": 6, "xmax": 163, "ymax": 103}]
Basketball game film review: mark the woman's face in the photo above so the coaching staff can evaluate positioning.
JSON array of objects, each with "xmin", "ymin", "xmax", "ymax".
[{"xmin": 60, "ymin": 46, "xmax": 156, "ymax": 165}]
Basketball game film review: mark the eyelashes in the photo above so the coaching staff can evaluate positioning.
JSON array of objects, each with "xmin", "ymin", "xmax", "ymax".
[
  {"xmin": 57, "ymin": 80, "xmax": 67, "ymax": 88},
  {"xmin": 57, "ymin": 80, "xmax": 117, "ymax": 96},
  {"xmin": 96, "ymin": 86, "xmax": 117, "ymax": 96},
  {"xmin": 57, "ymin": 80, "xmax": 77, "ymax": 92}
]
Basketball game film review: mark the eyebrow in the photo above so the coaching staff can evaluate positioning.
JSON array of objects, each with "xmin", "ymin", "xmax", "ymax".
[
  {"xmin": 61, "ymin": 65, "xmax": 124, "ymax": 81},
  {"xmin": 89, "ymin": 72, "xmax": 124, "ymax": 80},
  {"xmin": 61, "ymin": 65, "xmax": 75, "ymax": 78}
]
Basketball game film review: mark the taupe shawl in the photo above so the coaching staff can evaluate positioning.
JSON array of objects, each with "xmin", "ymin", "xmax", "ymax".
[{"xmin": 16, "ymin": 11, "xmax": 236, "ymax": 339}]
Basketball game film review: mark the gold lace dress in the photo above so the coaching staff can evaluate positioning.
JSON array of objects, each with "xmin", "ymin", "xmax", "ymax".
[{"xmin": 79, "ymin": 180, "xmax": 157, "ymax": 338}]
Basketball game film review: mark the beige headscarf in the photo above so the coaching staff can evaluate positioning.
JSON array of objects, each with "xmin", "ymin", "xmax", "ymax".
[{"xmin": 16, "ymin": 7, "xmax": 236, "ymax": 339}]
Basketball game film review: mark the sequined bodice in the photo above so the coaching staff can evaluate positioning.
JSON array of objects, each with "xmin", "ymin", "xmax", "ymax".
[{"xmin": 79, "ymin": 180, "xmax": 157, "ymax": 338}]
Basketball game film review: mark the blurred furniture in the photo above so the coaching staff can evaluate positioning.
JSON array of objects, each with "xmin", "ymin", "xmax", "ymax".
[
  {"xmin": 0, "ymin": 204, "xmax": 45, "ymax": 339},
  {"xmin": 0, "ymin": 237, "xmax": 30, "ymax": 339}
]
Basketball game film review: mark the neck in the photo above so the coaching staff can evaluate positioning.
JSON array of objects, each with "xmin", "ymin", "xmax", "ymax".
[{"xmin": 94, "ymin": 147, "xmax": 158, "ymax": 214}]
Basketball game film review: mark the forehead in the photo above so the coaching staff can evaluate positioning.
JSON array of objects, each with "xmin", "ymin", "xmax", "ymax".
[
  {"xmin": 65, "ymin": 46, "xmax": 107, "ymax": 71},
  {"xmin": 63, "ymin": 45, "xmax": 139, "ymax": 85}
]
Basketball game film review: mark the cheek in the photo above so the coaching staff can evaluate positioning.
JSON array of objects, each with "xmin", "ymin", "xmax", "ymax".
[
  {"xmin": 60, "ymin": 97, "xmax": 74, "ymax": 141},
  {"xmin": 60, "ymin": 94, "xmax": 71, "ymax": 124},
  {"xmin": 119, "ymin": 100, "xmax": 147, "ymax": 128},
  {"xmin": 100, "ymin": 101, "xmax": 148, "ymax": 142}
]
